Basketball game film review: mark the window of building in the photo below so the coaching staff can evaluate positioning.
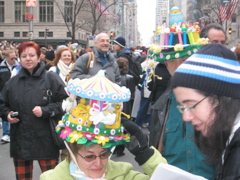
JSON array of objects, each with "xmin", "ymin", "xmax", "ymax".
[
  {"xmin": 15, "ymin": 1, "xmax": 29, "ymax": 23},
  {"xmin": 47, "ymin": 32, "xmax": 53, "ymax": 37},
  {"xmin": 14, "ymin": 32, "xmax": 20, "ymax": 37},
  {"xmin": 67, "ymin": 32, "xmax": 71, "ymax": 37},
  {"xmin": 0, "ymin": 1, "xmax": 4, "ymax": 22},
  {"xmin": 232, "ymin": 14, "xmax": 237, "ymax": 22},
  {"xmin": 22, "ymin": 32, "xmax": 28, "ymax": 37},
  {"xmin": 0, "ymin": 32, "xmax": 3, "ymax": 37},
  {"xmin": 64, "ymin": 1, "xmax": 73, "ymax": 22},
  {"xmin": 39, "ymin": 32, "xmax": 45, "ymax": 37},
  {"xmin": 39, "ymin": 1, "xmax": 54, "ymax": 22}
]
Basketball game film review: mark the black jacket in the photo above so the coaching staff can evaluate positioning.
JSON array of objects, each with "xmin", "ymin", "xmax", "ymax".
[
  {"xmin": 147, "ymin": 63, "xmax": 171, "ymax": 103},
  {"xmin": 2, "ymin": 62, "xmax": 68, "ymax": 160},
  {"xmin": 216, "ymin": 127, "xmax": 240, "ymax": 180}
]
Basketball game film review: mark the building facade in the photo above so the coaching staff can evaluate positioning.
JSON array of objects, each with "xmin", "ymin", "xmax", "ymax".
[{"xmin": 0, "ymin": 0, "xmax": 141, "ymax": 48}]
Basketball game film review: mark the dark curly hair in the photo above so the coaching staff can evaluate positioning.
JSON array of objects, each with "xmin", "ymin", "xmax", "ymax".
[{"xmin": 116, "ymin": 57, "xmax": 129, "ymax": 75}]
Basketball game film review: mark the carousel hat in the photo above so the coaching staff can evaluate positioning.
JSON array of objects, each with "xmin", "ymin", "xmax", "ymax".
[
  {"xmin": 56, "ymin": 70, "xmax": 131, "ymax": 148},
  {"xmin": 171, "ymin": 43, "xmax": 240, "ymax": 98}
]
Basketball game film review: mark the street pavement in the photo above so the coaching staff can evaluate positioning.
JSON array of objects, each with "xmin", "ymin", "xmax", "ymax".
[{"xmin": 0, "ymin": 125, "xmax": 147, "ymax": 180}]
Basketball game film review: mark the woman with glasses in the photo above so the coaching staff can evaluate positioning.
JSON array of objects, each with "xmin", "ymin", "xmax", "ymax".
[
  {"xmin": 40, "ymin": 74, "xmax": 167, "ymax": 179},
  {"xmin": 40, "ymin": 117, "xmax": 168, "ymax": 180},
  {"xmin": 172, "ymin": 43, "xmax": 240, "ymax": 179}
]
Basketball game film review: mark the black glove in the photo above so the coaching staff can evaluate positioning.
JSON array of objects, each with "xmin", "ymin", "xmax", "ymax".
[{"xmin": 122, "ymin": 117, "xmax": 154, "ymax": 165}]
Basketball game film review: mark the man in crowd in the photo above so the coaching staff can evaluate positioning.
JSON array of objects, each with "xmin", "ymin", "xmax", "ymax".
[
  {"xmin": 70, "ymin": 33, "xmax": 121, "ymax": 85},
  {"xmin": 113, "ymin": 37, "xmax": 142, "ymax": 87},
  {"xmin": 0, "ymin": 50, "xmax": 19, "ymax": 143},
  {"xmin": 200, "ymin": 23, "xmax": 227, "ymax": 45}
]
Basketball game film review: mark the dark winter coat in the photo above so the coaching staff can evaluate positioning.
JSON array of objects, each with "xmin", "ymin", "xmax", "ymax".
[
  {"xmin": 147, "ymin": 63, "xmax": 171, "ymax": 103},
  {"xmin": 2, "ymin": 62, "xmax": 68, "ymax": 160},
  {"xmin": 216, "ymin": 127, "xmax": 240, "ymax": 180}
]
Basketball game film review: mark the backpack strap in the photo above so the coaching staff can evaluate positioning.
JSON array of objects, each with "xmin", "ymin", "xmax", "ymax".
[
  {"xmin": 55, "ymin": 66, "xmax": 60, "ymax": 75},
  {"xmin": 86, "ymin": 52, "xmax": 95, "ymax": 73}
]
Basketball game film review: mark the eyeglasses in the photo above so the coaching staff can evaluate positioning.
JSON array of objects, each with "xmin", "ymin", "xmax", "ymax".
[
  {"xmin": 77, "ymin": 151, "xmax": 111, "ymax": 162},
  {"xmin": 177, "ymin": 96, "xmax": 208, "ymax": 114}
]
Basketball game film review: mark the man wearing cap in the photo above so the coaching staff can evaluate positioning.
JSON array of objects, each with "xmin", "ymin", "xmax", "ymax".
[
  {"xmin": 0, "ymin": 50, "xmax": 19, "ymax": 143},
  {"xmin": 113, "ymin": 37, "xmax": 142, "ymax": 86},
  {"xmin": 149, "ymin": 44, "xmax": 216, "ymax": 179},
  {"xmin": 45, "ymin": 50, "xmax": 55, "ymax": 70},
  {"xmin": 70, "ymin": 33, "xmax": 121, "ymax": 85}
]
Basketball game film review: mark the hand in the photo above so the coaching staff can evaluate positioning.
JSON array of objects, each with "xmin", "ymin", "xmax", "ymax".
[
  {"xmin": 121, "ymin": 117, "xmax": 154, "ymax": 165},
  {"xmin": 32, "ymin": 106, "xmax": 42, "ymax": 117},
  {"xmin": 121, "ymin": 117, "xmax": 148, "ymax": 155},
  {"xmin": 7, "ymin": 111, "xmax": 20, "ymax": 124}
]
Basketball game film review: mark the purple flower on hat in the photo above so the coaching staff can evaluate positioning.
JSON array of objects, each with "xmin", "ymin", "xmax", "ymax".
[
  {"xmin": 111, "ymin": 94, "xmax": 118, "ymax": 100},
  {"xmin": 110, "ymin": 129, "xmax": 116, "ymax": 135},
  {"xmin": 94, "ymin": 128, "xmax": 100, "ymax": 134},
  {"xmin": 99, "ymin": 92, "xmax": 106, "ymax": 99},
  {"xmin": 87, "ymin": 90, "xmax": 94, "ymax": 97},
  {"xmin": 66, "ymin": 121, "xmax": 71, "ymax": 126},
  {"xmin": 76, "ymin": 125, "xmax": 83, "ymax": 131},
  {"xmin": 78, "ymin": 118, "xmax": 83, "ymax": 124},
  {"xmin": 76, "ymin": 87, "xmax": 81, "ymax": 94},
  {"xmin": 108, "ymin": 136, "xmax": 116, "ymax": 140}
]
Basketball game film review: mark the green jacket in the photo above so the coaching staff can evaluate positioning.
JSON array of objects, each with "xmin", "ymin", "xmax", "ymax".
[{"xmin": 40, "ymin": 147, "xmax": 167, "ymax": 180}]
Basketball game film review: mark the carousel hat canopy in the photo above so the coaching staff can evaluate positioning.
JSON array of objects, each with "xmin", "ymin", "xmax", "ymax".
[{"xmin": 56, "ymin": 70, "xmax": 131, "ymax": 148}]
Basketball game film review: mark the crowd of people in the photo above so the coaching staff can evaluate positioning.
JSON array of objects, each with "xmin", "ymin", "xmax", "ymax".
[{"xmin": 0, "ymin": 22, "xmax": 240, "ymax": 180}]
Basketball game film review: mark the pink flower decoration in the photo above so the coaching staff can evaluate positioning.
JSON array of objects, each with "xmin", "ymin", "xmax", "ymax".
[
  {"xmin": 60, "ymin": 126, "xmax": 72, "ymax": 139},
  {"xmin": 82, "ymin": 132, "xmax": 95, "ymax": 140}
]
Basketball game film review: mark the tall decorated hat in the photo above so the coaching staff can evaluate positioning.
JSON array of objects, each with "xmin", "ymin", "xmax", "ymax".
[
  {"xmin": 56, "ymin": 70, "xmax": 131, "ymax": 148},
  {"xmin": 152, "ymin": 7, "xmax": 209, "ymax": 62}
]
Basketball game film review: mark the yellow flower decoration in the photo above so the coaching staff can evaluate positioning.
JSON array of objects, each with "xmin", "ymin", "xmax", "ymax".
[
  {"xmin": 69, "ymin": 130, "xmax": 83, "ymax": 143},
  {"xmin": 95, "ymin": 135, "xmax": 109, "ymax": 146},
  {"xmin": 174, "ymin": 44, "xmax": 184, "ymax": 51},
  {"xmin": 196, "ymin": 38, "xmax": 209, "ymax": 45},
  {"xmin": 154, "ymin": 45, "xmax": 162, "ymax": 53},
  {"xmin": 149, "ymin": 44, "xmax": 155, "ymax": 51}
]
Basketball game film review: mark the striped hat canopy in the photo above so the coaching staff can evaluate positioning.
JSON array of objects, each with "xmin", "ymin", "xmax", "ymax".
[{"xmin": 171, "ymin": 43, "xmax": 240, "ymax": 98}]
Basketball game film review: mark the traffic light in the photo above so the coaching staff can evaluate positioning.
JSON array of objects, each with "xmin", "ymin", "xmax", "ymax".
[
  {"xmin": 110, "ymin": 31, "xmax": 114, "ymax": 37},
  {"xmin": 229, "ymin": 28, "xmax": 232, "ymax": 34}
]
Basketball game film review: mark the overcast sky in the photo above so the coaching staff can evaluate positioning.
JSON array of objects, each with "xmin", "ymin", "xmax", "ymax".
[{"xmin": 137, "ymin": 0, "xmax": 156, "ymax": 46}]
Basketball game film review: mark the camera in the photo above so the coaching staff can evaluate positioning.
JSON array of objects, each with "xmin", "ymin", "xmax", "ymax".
[{"xmin": 10, "ymin": 112, "xmax": 19, "ymax": 118}]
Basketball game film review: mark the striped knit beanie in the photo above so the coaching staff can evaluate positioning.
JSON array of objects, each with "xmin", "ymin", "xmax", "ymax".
[{"xmin": 171, "ymin": 43, "xmax": 240, "ymax": 98}]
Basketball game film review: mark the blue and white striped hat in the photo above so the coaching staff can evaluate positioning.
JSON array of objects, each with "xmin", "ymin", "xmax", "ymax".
[{"xmin": 171, "ymin": 43, "xmax": 240, "ymax": 98}]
